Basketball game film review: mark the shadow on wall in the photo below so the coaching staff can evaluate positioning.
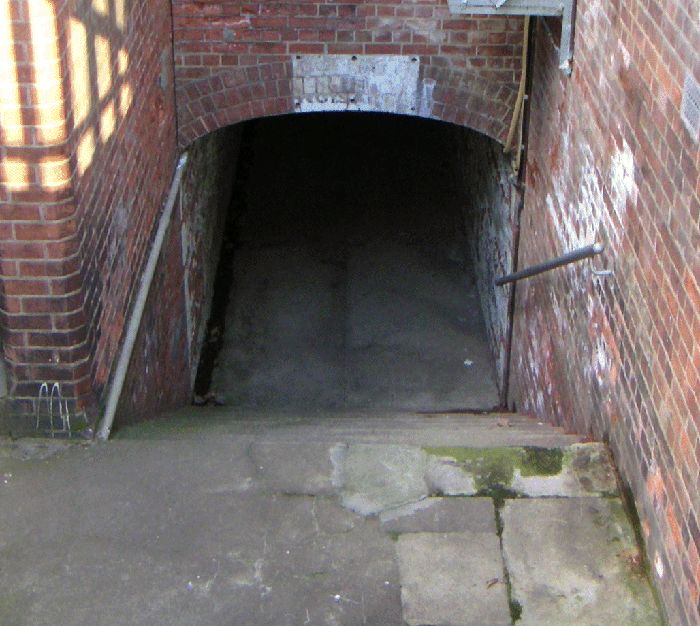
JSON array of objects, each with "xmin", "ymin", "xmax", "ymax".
[
  {"xmin": 112, "ymin": 125, "xmax": 244, "ymax": 429},
  {"xmin": 0, "ymin": 0, "xmax": 137, "ymax": 415},
  {"xmin": 0, "ymin": 0, "xmax": 135, "ymax": 195},
  {"xmin": 0, "ymin": 345, "xmax": 7, "ymax": 399},
  {"xmin": 0, "ymin": 0, "xmax": 177, "ymax": 435},
  {"xmin": 456, "ymin": 130, "xmax": 521, "ymax": 399}
]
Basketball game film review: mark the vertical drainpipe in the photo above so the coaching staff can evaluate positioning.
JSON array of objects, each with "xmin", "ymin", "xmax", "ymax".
[{"xmin": 501, "ymin": 16, "xmax": 535, "ymax": 409}]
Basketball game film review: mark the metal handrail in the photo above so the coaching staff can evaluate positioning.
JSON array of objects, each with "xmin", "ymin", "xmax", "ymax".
[{"xmin": 495, "ymin": 243, "xmax": 604, "ymax": 286}]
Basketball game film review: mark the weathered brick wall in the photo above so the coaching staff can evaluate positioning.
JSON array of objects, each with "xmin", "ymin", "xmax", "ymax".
[
  {"xmin": 172, "ymin": 0, "xmax": 524, "ymax": 147},
  {"xmin": 0, "ymin": 0, "xmax": 179, "ymax": 431},
  {"xmin": 0, "ymin": 0, "xmax": 89, "ymax": 428},
  {"xmin": 456, "ymin": 130, "xmax": 520, "ymax": 396},
  {"xmin": 511, "ymin": 8, "xmax": 700, "ymax": 625},
  {"xmin": 114, "ymin": 200, "xmax": 190, "ymax": 425},
  {"xmin": 116, "ymin": 126, "xmax": 243, "ymax": 426},
  {"xmin": 2, "ymin": 4, "xmax": 698, "ymax": 620},
  {"xmin": 66, "ymin": 0, "xmax": 178, "ymax": 418},
  {"xmin": 177, "ymin": 125, "xmax": 242, "ymax": 391}
]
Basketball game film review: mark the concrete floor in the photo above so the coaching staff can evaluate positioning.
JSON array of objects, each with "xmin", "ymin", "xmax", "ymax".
[
  {"xmin": 0, "ymin": 413, "xmax": 663, "ymax": 625},
  {"xmin": 209, "ymin": 114, "xmax": 499, "ymax": 411}
]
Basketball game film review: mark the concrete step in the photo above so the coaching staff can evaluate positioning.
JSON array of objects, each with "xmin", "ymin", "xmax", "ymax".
[
  {"xmin": 115, "ymin": 407, "xmax": 583, "ymax": 448},
  {"xmin": 0, "ymin": 410, "xmax": 663, "ymax": 626},
  {"xmin": 0, "ymin": 409, "xmax": 661, "ymax": 626}
]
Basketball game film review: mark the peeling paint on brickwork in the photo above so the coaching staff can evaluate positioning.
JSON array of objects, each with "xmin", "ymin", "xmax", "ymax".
[
  {"xmin": 512, "ymin": 10, "xmax": 700, "ymax": 624},
  {"xmin": 178, "ymin": 128, "xmax": 243, "ymax": 389},
  {"xmin": 116, "ymin": 128, "xmax": 242, "ymax": 426},
  {"xmin": 419, "ymin": 78, "xmax": 436, "ymax": 117},
  {"xmin": 544, "ymin": 129, "xmax": 637, "ymax": 394}
]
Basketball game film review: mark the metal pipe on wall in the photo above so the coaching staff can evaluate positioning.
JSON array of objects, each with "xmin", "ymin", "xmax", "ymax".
[
  {"xmin": 495, "ymin": 243, "xmax": 604, "ymax": 286},
  {"xmin": 96, "ymin": 153, "xmax": 189, "ymax": 441}
]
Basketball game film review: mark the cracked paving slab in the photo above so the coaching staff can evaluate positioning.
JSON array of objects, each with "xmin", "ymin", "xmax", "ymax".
[
  {"xmin": 380, "ymin": 496, "xmax": 495, "ymax": 534},
  {"xmin": 501, "ymin": 498, "xmax": 663, "ymax": 625},
  {"xmin": 332, "ymin": 444, "xmax": 430, "ymax": 515},
  {"xmin": 397, "ymin": 531, "xmax": 511, "ymax": 626},
  {"xmin": 0, "ymin": 426, "xmax": 663, "ymax": 626},
  {"xmin": 0, "ymin": 441, "xmax": 405, "ymax": 626}
]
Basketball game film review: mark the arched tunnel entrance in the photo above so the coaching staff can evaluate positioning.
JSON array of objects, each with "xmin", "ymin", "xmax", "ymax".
[{"xmin": 188, "ymin": 112, "xmax": 515, "ymax": 418}]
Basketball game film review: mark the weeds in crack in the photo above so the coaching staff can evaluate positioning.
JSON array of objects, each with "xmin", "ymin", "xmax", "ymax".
[{"xmin": 493, "ymin": 498, "xmax": 521, "ymax": 623}]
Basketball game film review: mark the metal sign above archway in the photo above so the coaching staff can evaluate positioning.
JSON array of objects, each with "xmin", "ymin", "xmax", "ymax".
[{"xmin": 448, "ymin": 0, "xmax": 576, "ymax": 75}]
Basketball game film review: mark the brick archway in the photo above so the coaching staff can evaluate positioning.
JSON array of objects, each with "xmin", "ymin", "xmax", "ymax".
[
  {"xmin": 172, "ymin": 1, "xmax": 525, "ymax": 148},
  {"xmin": 176, "ymin": 58, "xmax": 517, "ymax": 148}
]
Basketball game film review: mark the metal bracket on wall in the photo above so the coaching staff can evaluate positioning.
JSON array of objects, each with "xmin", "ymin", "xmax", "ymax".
[
  {"xmin": 495, "ymin": 242, "xmax": 606, "ymax": 286},
  {"xmin": 448, "ymin": 0, "xmax": 576, "ymax": 75}
]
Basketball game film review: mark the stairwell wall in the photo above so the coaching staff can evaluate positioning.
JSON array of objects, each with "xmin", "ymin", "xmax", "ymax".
[
  {"xmin": 115, "ymin": 127, "xmax": 242, "ymax": 426},
  {"xmin": 456, "ymin": 130, "xmax": 520, "ymax": 397},
  {"xmin": 0, "ymin": 0, "xmax": 179, "ymax": 431},
  {"xmin": 511, "ymin": 10, "xmax": 700, "ymax": 625}
]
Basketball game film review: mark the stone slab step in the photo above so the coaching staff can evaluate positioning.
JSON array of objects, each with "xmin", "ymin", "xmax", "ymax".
[
  {"xmin": 502, "ymin": 498, "xmax": 662, "ymax": 626},
  {"xmin": 0, "ymin": 421, "xmax": 663, "ymax": 626},
  {"xmin": 115, "ymin": 407, "xmax": 583, "ymax": 448},
  {"xmin": 397, "ymin": 531, "xmax": 511, "ymax": 626}
]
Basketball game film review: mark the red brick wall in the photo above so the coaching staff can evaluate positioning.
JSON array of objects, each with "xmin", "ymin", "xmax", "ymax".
[
  {"xmin": 172, "ymin": 0, "xmax": 524, "ymax": 147},
  {"xmin": 511, "ymin": 8, "xmax": 700, "ymax": 625},
  {"xmin": 65, "ymin": 0, "xmax": 178, "ymax": 416},
  {"xmin": 114, "ymin": 201, "xmax": 190, "ymax": 425},
  {"xmin": 2, "ymin": 4, "xmax": 698, "ymax": 621},
  {"xmin": 179, "ymin": 126, "xmax": 242, "ymax": 387},
  {"xmin": 0, "ymin": 0, "xmax": 178, "ymax": 431},
  {"xmin": 0, "ymin": 0, "xmax": 89, "ymax": 426},
  {"xmin": 457, "ymin": 130, "xmax": 521, "ymax": 397},
  {"xmin": 116, "ymin": 126, "xmax": 243, "ymax": 426}
]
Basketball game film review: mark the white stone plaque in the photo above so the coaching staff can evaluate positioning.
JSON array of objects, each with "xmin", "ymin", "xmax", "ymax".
[{"xmin": 292, "ymin": 55, "xmax": 421, "ymax": 115}]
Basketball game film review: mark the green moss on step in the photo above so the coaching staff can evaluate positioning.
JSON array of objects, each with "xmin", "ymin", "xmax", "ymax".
[
  {"xmin": 509, "ymin": 598, "xmax": 523, "ymax": 622},
  {"xmin": 519, "ymin": 447, "xmax": 564, "ymax": 476},
  {"xmin": 482, "ymin": 486, "xmax": 520, "ymax": 510},
  {"xmin": 424, "ymin": 446, "xmax": 564, "ymax": 494},
  {"xmin": 0, "ymin": 592, "xmax": 29, "ymax": 624},
  {"xmin": 423, "ymin": 447, "xmax": 489, "ymax": 464},
  {"xmin": 616, "ymin": 486, "xmax": 669, "ymax": 625},
  {"xmin": 113, "ymin": 417, "xmax": 197, "ymax": 438},
  {"xmin": 424, "ymin": 447, "xmax": 519, "ymax": 492}
]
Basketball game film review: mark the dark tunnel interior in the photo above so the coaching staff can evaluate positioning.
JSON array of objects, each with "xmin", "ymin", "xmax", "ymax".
[{"xmin": 194, "ymin": 113, "xmax": 500, "ymax": 414}]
